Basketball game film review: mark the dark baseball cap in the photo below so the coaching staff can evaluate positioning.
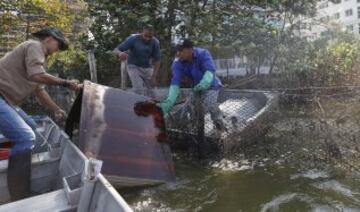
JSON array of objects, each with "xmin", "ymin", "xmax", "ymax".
[
  {"xmin": 175, "ymin": 38, "xmax": 194, "ymax": 51},
  {"xmin": 32, "ymin": 27, "xmax": 69, "ymax": 51}
]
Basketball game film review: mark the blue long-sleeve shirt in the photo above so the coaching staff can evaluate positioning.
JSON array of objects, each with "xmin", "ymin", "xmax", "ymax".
[
  {"xmin": 117, "ymin": 34, "xmax": 161, "ymax": 68},
  {"xmin": 171, "ymin": 48, "xmax": 222, "ymax": 90}
]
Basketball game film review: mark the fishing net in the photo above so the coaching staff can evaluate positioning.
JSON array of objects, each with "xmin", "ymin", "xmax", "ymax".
[
  {"xmin": 162, "ymin": 86, "xmax": 360, "ymax": 173},
  {"xmin": 164, "ymin": 88, "xmax": 277, "ymax": 157}
]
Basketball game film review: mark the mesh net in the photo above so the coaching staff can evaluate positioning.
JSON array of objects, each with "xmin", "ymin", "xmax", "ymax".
[
  {"xmin": 159, "ymin": 86, "xmax": 360, "ymax": 173},
  {"xmin": 164, "ymin": 89, "xmax": 277, "ymax": 157}
]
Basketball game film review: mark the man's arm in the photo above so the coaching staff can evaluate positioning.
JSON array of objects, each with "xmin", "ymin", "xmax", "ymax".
[
  {"xmin": 156, "ymin": 61, "xmax": 182, "ymax": 115},
  {"xmin": 113, "ymin": 48, "xmax": 122, "ymax": 55},
  {"xmin": 114, "ymin": 35, "xmax": 134, "ymax": 61},
  {"xmin": 30, "ymin": 73, "xmax": 79, "ymax": 91},
  {"xmin": 193, "ymin": 50, "xmax": 216, "ymax": 91},
  {"xmin": 113, "ymin": 48, "xmax": 128, "ymax": 61},
  {"xmin": 34, "ymin": 88, "xmax": 67, "ymax": 120},
  {"xmin": 200, "ymin": 50, "xmax": 216, "ymax": 72}
]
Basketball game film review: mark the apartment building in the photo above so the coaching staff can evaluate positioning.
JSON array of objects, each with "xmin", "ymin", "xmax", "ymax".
[{"xmin": 301, "ymin": 0, "xmax": 360, "ymax": 39}]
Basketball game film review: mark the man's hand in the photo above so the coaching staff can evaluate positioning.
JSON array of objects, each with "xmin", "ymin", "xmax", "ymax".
[
  {"xmin": 193, "ymin": 83, "xmax": 208, "ymax": 91},
  {"xmin": 63, "ymin": 79, "xmax": 80, "ymax": 91},
  {"xmin": 156, "ymin": 100, "xmax": 172, "ymax": 117},
  {"xmin": 156, "ymin": 85, "xmax": 180, "ymax": 117},
  {"xmin": 118, "ymin": 52, "xmax": 128, "ymax": 61},
  {"xmin": 193, "ymin": 71, "xmax": 213, "ymax": 92},
  {"xmin": 54, "ymin": 109, "xmax": 67, "ymax": 121}
]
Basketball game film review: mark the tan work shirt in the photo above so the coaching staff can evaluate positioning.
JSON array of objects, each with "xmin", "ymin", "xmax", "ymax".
[{"xmin": 0, "ymin": 40, "xmax": 46, "ymax": 106}]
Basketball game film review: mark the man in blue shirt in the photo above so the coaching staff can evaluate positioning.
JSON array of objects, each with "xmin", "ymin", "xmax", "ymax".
[
  {"xmin": 115, "ymin": 25, "xmax": 161, "ymax": 96},
  {"xmin": 158, "ymin": 39, "xmax": 226, "ymax": 130}
]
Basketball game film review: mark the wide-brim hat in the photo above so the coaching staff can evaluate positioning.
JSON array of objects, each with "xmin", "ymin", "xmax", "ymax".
[
  {"xmin": 32, "ymin": 27, "xmax": 69, "ymax": 51},
  {"xmin": 174, "ymin": 38, "xmax": 194, "ymax": 51}
]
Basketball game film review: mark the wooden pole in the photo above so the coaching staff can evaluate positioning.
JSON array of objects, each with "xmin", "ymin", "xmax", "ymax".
[
  {"xmin": 120, "ymin": 61, "xmax": 128, "ymax": 90},
  {"xmin": 87, "ymin": 50, "xmax": 98, "ymax": 83}
]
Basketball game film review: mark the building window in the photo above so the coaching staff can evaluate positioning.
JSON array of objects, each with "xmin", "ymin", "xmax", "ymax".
[
  {"xmin": 333, "ymin": 12, "xmax": 340, "ymax": 19},
  {"xmin": 358, "ymin": 0, "xmax": 360, "ymax": 3},
  {"xmin": 346, "ymin": 9, "xmax": 353, "ymax": 16},
  {"xmin": 358, "ymin": 23, "xmax": 360, "ymax": 33},
  {"xmin": 319, "ymin": 2, "xmax": 329, "ymax": 9},
  {"xmin": 333, "ymin": 0, "xmax": 341, "ymax": 3},
  {"xmin": 346, "ymin": 25, "xmax": 354, "ymax": 32},
  {"xmin": 358, "ymin": 7, "xmax": 360, "ymax": 18}
]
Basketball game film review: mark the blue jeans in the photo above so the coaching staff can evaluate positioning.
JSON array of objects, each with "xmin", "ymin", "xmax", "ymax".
[{"xmin": 0, "ymin": 97, "xmax": 36, "ymax": 155}]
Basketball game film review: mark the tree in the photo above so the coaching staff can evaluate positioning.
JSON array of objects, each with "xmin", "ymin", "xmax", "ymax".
[
  {"xmin": 0, "ymin": 0, "xmax": 87, "ymax": 44},
  {"xmin": 83, "ymin": 0, "xmax": 324, "ymax": 85},
  {"xmin": 0, "ymin": 0, "xmax": 90, "ymax": 80}
]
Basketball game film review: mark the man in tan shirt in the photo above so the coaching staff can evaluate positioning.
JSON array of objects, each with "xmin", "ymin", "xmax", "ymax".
[{"xmin": 0, "ymin": 27, "xmax": 80, "ymax": 201}]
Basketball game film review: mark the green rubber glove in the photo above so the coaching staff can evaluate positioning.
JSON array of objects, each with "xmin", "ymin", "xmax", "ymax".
[
  {"xmin": 157, "ymin": 85, "xmax": 180, "ymax": 115},
  {"xmin": 193, "ymin": 71, "xmax": 214, "ymax": 91}
]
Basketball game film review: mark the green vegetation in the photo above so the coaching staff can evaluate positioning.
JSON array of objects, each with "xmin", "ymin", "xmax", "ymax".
[
  {"xmin": 0, "ymin": 0, "xmax": 89, "ymax": 79},
  {"xmin": 1, "ymin": 0, "xmax": 360, "ymax": 87}
]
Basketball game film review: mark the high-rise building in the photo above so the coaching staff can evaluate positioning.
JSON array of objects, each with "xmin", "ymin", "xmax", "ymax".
[{"xmin": 300, "ymin": 0, "xmax": 360, "ymax": 40}]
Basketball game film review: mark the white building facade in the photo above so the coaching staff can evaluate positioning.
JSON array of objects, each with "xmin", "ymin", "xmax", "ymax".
[{"xmin": 304, "ymin": 0, "xmax": 360, "ymax": 39}]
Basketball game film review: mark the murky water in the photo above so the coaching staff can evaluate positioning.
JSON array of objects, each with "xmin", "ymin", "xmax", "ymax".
[
  {"xmin": 121, "ymin": 96, "xmax": 360, "ymax": 212},
  {"xmin": 122, "ymin": 158, "xmax": 360, "ymax": 212}
]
